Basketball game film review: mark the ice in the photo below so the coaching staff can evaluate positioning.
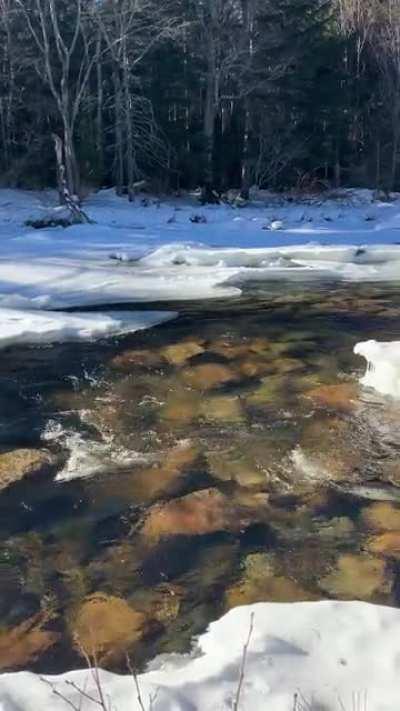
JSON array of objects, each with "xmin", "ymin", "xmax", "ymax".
[
  {"xmin": 355, "ymin": 340, "xmax": 400, "ymax": 398},
  {"xmin": 0, "ymin": 308, "xmax": 176, "ymax": 349},
  {"xmin": 1, "ymin": 600, "xmax": 400, "ymax": 710}
]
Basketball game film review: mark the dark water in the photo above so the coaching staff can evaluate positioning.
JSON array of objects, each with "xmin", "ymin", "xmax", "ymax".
[{"xmin": 1, "ymin": 281, "xmax": 400, "ymax": 674}]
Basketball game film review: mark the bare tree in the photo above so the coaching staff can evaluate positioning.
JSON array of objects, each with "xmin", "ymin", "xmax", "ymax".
[{"xmin": 17, "ymin": 0, "xmax": 97, "ymax": 202}]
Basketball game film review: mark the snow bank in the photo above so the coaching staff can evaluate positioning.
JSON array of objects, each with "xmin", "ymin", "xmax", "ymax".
[
  {"xmin": 0, "ymin": 308, "xmax": 176, "ymax": 349},
  {"xmin": 1, "ymin": 600, "xmax": 400, "ymax": 711},
  {"xmin": 3, "ymin": 188, "xmax": 400, "ymax": 346},
  {"xmin": 354, "ymin": 340, "xmax": 400, "ymax": 398}
]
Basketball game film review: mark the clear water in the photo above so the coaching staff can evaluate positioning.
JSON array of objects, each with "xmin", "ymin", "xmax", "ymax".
[{"xmin": 1, "ymin": 281, "xmax": 400, "ymax": 673}]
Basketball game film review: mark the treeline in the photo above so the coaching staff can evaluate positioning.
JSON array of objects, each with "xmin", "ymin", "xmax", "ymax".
[{"xmin": 1, "ymin": 0, "xmax": 400, "ymax": 200}]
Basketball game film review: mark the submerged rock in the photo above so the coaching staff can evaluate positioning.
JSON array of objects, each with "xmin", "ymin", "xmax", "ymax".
[
  {"xmin": 110, "ymin": 349, "xmax": 165, "ymax": 370},
  {"xmin": 361, "ymin": 502, "xmax": 400, "ymax": 531},
  {"xmin": 125, "ymin": 441, "xmax": 200, "ymax": 503},
  {"xmin": 207, "ymin": 450, "xmax": 267, "ymax": 488},
  {"xmin": 0, "ymin": 448, "xmax": 54, "ymax": 491},
  {"xmin": 160, "ymin": 390, "xmax": 202, "ymax": 423},
  {"xmin": 225, "ymin": 553, "xmax": 315, "ymax": 609},
  {"xmin": 161, "ymin": 340, "xmax": 205, "ymax": 366},
  {"xmin": 0, "ymin": 611, "xmax": 59, "ymax": 670},
  {"xmin": 319, "ymin": 553, "xmax": 391, "ymax": 600},
  {"xmin": 200, "ymin": 395, "xmax": 244, "ymax": 423},
  {"xmin": 294, "ymin": 417, "xmax": 361, "ymax": 485},
  {"xmin": 141, "ymin": 487, "xmax": 268, "ymax": 543},
  {"xmin": 181, "ymin": 363, "xmax": 239, "ymax": 390},
  {"xmin": 367, "ymin": 532, "xmax": 400, "ymax": 559},
  {"xmin": 71, "ymin": 593, "xmax": 146, "ymax": 662},
  {"xmin": 304, "ymin": 383, "xmax": 360, "ymax": 413}
]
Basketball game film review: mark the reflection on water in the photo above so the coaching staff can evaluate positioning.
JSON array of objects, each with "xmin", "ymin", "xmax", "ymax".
[{"xmin": 1, "ymin": 281, "xmax": 400, "ymax": 673}]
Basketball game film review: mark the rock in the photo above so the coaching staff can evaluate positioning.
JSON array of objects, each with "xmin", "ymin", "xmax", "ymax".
[
  {"xmin": 200, "ymin": 396, "xmax": 244, "ymax": 423},
  {"xmin": 110, "ymin": 349, "xmax": 165, "ymax": 370},
  {"xmin": 304, "ymin": 383, "xmax": 360, "ymax": 413},
  {"xmin": 0, "ymin": 448, "xmax": 54, "ymax": 491},
  {"xmin": 208, "ymin": 339, "xmax": 253, "ymax": 360},
  {"xmin": 295, "ymin": 417, "xmax": 361, "ymax": 484},
  {"xmin": 361, "ymin": 502, "xmax": 400, "ymax": 532},
  {"xmin": 160, "ymin": 390, "xmax": 202, "ymax": 423},
  {"xmin": 367, "ymin": 532, "xmax": 400, "ymax": 559},
  {"xmin": 319, "ymin": 553, "xmax": 391, "ymax": 599},
  {"xmin": 246, "ymin": 375, "xmax": 285, "ymax": 406},
  {"xmin": 0, "ymin": 612, "xmax": 59, "ymax": 670},
  {"xmin": 126, "ymin": 441, "xmax": 200, "ymax": 503},
  {"xmin": 317, "ymin": 516, "xmax": 356, "ymax": 540},
  {"xmin": 150, "ymin": 583, "xmax": 185, "ymax": 624},
  {"xmin": 225, "ymin": 553, "xmax": 315, "ymax": 609},
  {"xmin": 272, "ymin": 357, "xmax": 305, "ymax": 375},
  {"xmin": 181, "ymin": 363, "xmax": 239, "ymax": 390},
  {"xmin": 161, "ymin": 340, "xmax": 205, "ymax": 366},
  {"xmin": 207, "ymin": 450, "xmax": 267, "ymax": 488},
  {"xmin": 141, "ymin": 487, "xmax": 267, "ymax": 543},
  {"xmin": 71, "ymin": 593, "xmax": 146, "ymax": 662}
]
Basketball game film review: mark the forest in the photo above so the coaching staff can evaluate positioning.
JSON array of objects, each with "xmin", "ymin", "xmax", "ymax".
[{"xmin": 0, "ymin": 0, "xmax": 399, "ymax": 200}]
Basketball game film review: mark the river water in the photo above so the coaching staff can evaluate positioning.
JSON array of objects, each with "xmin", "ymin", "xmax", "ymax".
[{"xmin": 1, "ymin": 280, "xmax": 400, "ymax": 673}]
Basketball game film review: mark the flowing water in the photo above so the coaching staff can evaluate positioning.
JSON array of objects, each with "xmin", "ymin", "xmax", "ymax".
[{"xmin": 1, "ymin": 281, "xmax": 400, "ymax": 674}]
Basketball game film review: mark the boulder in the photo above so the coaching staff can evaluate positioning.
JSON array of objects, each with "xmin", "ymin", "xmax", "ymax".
[
  {"xmin": 0, "ymin": 612, "xmax": 59, "ymax": 670},
  {"xmin": 319, "ymin": 553, "xmax": 391, "ymax": 599},
  {"xmin": 161, "ymin": 340, "xmax": 205, "ymax": 366},
  {"xmin": 367, "ymin": 532, "xmax": 400, "ymax": 559},
  {"xmin": 160, "ymin": 390, "xmax": 202, "ymax": 423},
  {"xmin": 225, "ymin": 553, "xmax": 316, "ymax": 609},
  {"xmin": 141, "ymin": 487, "xmax": 267, "ymax": 543},
  {"xmin": 0, "ymin": 448, "xmax": 54, "ymax": 492},
  {"xmin": 71, "ymin": 593, "xmax": 146, "ymax": 663},
  {"xmin": 361, "ymin": 502, "xmax": 400, "ymax": 532},
  {"xmin": 200, "ymin": 396, "xmax": 244, "ymax": 423},
  {"xmin": 304, "ymin": 383, "xmax": 360, "ymax": 414},
  {"xmin": 126, "ymin": 441, "xmax": 200, "ymax": 503},
  {"xmin": 181, "ymin": 363, "xmax": 239, "ymax": 390},
  {"xmin": 110, "ymin": 349, "xmax": 165, "ymax": 370}
]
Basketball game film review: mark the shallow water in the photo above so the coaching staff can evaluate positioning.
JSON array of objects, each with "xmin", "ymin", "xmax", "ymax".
[{"xmin": 1, "ymin": 281, "xmax": 400, "ymax": 673}]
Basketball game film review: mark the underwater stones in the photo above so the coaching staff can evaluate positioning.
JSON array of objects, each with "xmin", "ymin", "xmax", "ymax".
[
  {"xmin": 0, "ymin": 448, "xmax": 54, "ymax": 491},
  {"xmin": 319, "ymin": 553, "xmax": 391, "ymax": 600},
  {"xmin": 246, "ymin": 375, "xmax": 285, "ymax": 406},
  {"xmin": 181, "ymin": 363, "xmax": 238, "ymax": 390},
  {"xmin": 150, "ymin": 583, "xmax": 185, "ymax": 624},
  {"xmin": 361, "ymin": 502, "xmax": 400, "ymax": 532},
  {"xmin": 208, "ymin": 338, "xmax": 254, "ymax": 360},
  {"xmin": 0, "ymin": 611, "xmax": 59, "ymax": 670},
  {"xmin": 71, "ymin": 593, "xmax": 146, "ymax": 662},
  {"xmin": 161, "ymin": 340, "xmax": 205, "ymax": 366},
  {"xmin": 126, "ymin": 441, "xmax": 200, "ymax": 503},
  {"xmin": 225, "ymin": 553, "xmax": 315, "ymax": 609},
  {"xmin": 304, "ymin": 383, "xmax": 359, "ymax": 413},
  {"xmin": 160, "ymin": 390, "xmax": 201, "ymax": 423},
  {"xmin": 111, "ymin": 348, "xmax": 165, "ymax": 370},
  {"xmin": 141, "ymin": 487, "xmax": 264, "ymax": 543},
  {"xmin": 200, "ymin": 395, "xmax": 244, "ymax": 423},
  {"xmin": 237, "ymin": 357, "xmax": 272, "ymax": 378},
  {"xmin": 366, "ymin": 532, "xmax": 400, "ymax": 559},
  {"xmin": 317, "ymin": 516, "xmax": 355, "ymax": 540},
  {"xmin": 207, "ymin": 450, "xmax": 266, "ymax": 488},
  {"xmin": 295, "ymin": 417, "xmax": 361, "ymax": 484}
]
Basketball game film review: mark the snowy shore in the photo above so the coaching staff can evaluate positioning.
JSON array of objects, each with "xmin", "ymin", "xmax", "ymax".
[
  {"xmin": 0, "ymin": 600, "xmax": 399, "ymax": 711},
  {"xmin": 1, "ymin": 187, "xmax": 400, "ymax": 346}
]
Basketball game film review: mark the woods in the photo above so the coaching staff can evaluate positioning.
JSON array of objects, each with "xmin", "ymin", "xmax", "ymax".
[{"xmin": 1, "ymin": 0, "xmax": 400, "ymax": 199}]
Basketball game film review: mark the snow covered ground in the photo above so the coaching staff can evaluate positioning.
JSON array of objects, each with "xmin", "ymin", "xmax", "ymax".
[
  {"xmin": 1, "ymin": 600, "xmax": 399, "ymax": 711},
  {"xmin": 2, "ymin": 187, "xmax": 400, "ymax": 346}
]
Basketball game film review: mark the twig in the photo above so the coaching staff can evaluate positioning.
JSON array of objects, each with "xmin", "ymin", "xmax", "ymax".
[
  {"xmin": 126, "ymin": 653, "xmax": 146, "ymax": 711},
  {"xmin": 232, "ymin": 611, "xmax": 255, "ymax": 711}
]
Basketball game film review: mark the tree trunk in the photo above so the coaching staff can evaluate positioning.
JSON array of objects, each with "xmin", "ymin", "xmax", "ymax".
[
  {"xmin": 122, "ymin": 38, "xmax": 136, "ymax": 202},
  {"xmin": 95, "ymin": 33, "xmax": 104, "ymax": 184},
  {"xmin": 113, "ymin": 67, "xmax": 124, "ymax": 196}
]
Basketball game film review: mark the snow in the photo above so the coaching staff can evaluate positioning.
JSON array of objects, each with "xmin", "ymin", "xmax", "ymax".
[
  {"xmin": 0, "ymin": 308, "xmax": 176, "ymax": 349},
  {"xmin": 2, "ymin": 187, "xmax": 400, "ymax": 346},
  {"xmin": 1, "ymin": 600, "xmax": 400, "ymax": 710},
  {"xmin": 354, "ymin": 340, "xmax": 400, "ymax": 398}
]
